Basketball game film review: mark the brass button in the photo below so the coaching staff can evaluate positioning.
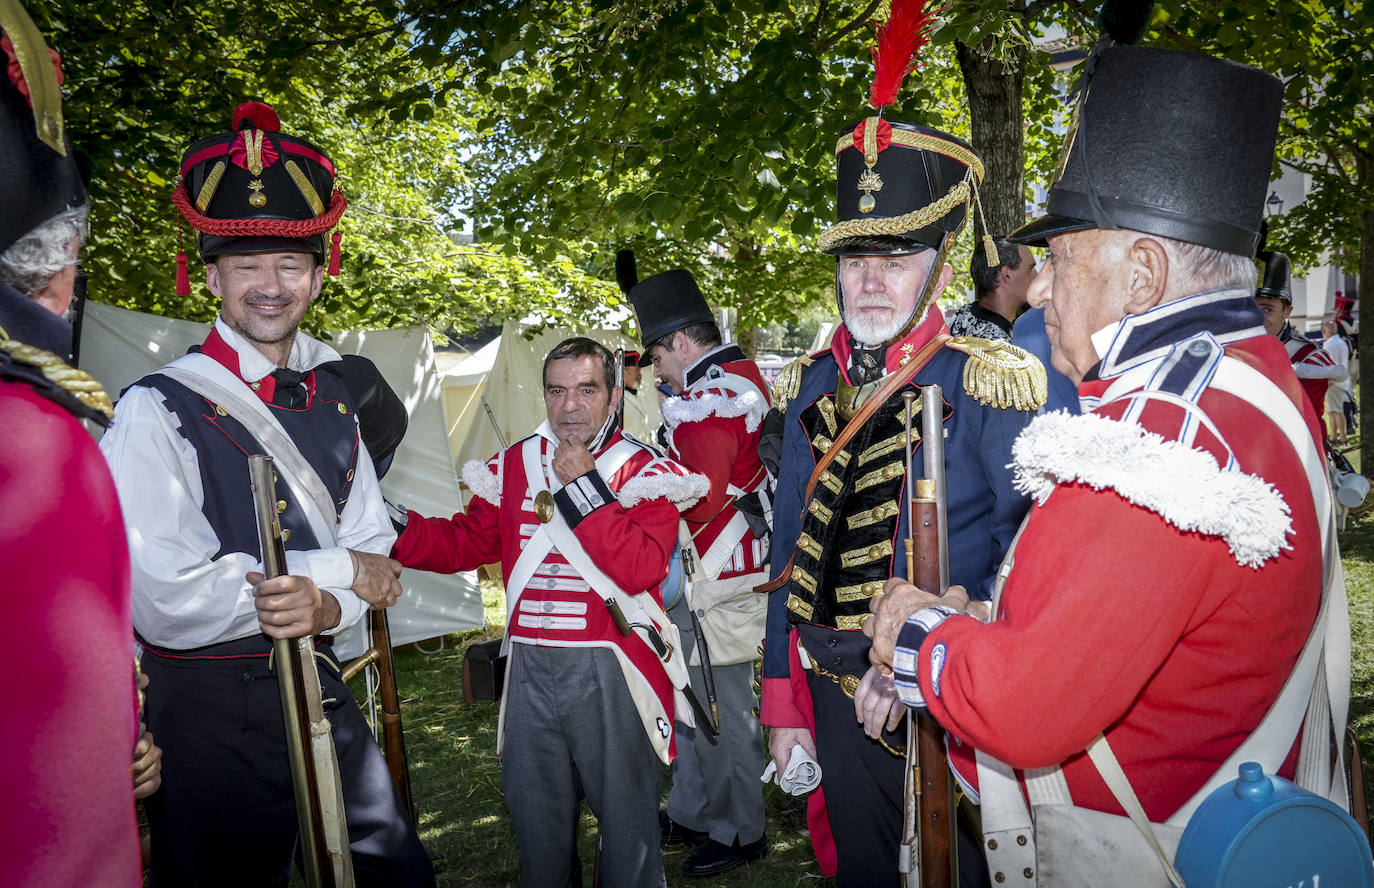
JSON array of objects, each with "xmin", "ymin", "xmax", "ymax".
[
  {"xmin": 250, "ymin": 381, "xmax": 261, "ymax": 391},
  {"xmin": 281, "ymin": 528, "xmax": 291, "ymax": 542},
  {"xmin": 215, "ymin": 405, "xmax": 227, "ymax": 416},
  {"xmin": 337, "ymin": 403, "xmax": 348, "ymax": 414},
  {"xmin": 869, "ymin": 544, "xmax": 885, "ymax": 559},
  {"xmin": 346, "ymin": 469, "xmax": 354, "ymax": 481},
  {"xmin": 276, "ymin": 500, "xmax": 287, "ymax": 514}
]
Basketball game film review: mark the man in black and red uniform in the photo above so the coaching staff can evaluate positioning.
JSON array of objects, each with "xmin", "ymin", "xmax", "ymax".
[
  {"xmin": 1254, "ymin": 248, "xmax": 1342, "ymax": 436},
  {"xmin": 0, "ymin": 7, "xmax": 142, "ymax": 884},
  {"xmin": 101, "ymin": 102, "xmax": 432, "ymax": 886},
  {"xmin": 629, "ymin": 266, "xmax": 772, "ymax": 876}
]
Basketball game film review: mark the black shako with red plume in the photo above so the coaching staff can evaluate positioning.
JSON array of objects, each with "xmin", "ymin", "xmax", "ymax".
[{"xmin": 171, "ymin": 101, "xmax": 347, "ymax": 293}]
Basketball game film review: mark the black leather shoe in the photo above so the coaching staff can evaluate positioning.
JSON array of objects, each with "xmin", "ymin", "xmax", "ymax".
[
  {"xmin": 681, "ymin": 836, "xmax": 767, "ymax": 877},
  {"xmin": 660, "ymin": 810, "xmax": 709, "ymax": 846}
]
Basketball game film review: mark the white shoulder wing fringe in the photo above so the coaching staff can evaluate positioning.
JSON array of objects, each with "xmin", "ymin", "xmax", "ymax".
[
  {"xmin": 461, "ymin": 458, "xmax": 501, "ymax": 505},
  {"xmin": 1011, "ymin": 410, "xmax": 1292, "ymax": 569},
  {"xmin": 618, "ymin": 470, "xmax": 711, "ymax": 512},
  {"xmin": 663, "ymin": 389, "xmax": 768, "ymax": 433}
]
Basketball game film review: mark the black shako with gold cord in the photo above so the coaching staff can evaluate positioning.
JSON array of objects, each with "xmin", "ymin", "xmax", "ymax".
[
  {"xmin": 758, "ymin": 0, "xmax": 1045, "ymax": 722},
  {"xmin": 170, "ymin": 101, "xmax": 349, "ymax": 296}
]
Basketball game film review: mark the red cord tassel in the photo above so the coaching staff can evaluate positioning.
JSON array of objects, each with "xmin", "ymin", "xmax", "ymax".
[
  {"xmin": 327, "ymin": 231, "xmax": 342, "ymax": 277},
  {"xmin": 175, "ymin": 251, "xmax": 190, "ymax": 296}
]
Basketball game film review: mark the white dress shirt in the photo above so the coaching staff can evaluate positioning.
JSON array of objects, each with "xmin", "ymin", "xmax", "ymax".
[{"xmin": 100, "ymin": 318, "xmax": 394, "ymax": 649}]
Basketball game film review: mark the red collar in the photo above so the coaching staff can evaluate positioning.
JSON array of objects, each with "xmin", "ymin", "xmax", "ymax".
[
  {"xmin": 199, "ymin": 328, "xmax": 316, "ymax": 407},
  {"xmin": 830, "ymin": 307, "xmax": 948, "ymax": 384}
]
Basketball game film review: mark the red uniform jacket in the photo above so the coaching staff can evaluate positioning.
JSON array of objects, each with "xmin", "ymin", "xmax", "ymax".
[
  {"xmin": 393, "ymin": 426, "xmax": 707, "ymax": 760},
  {"xmin": 903, "ymin": 290, "xmax": 1323, "ymax": 822}
]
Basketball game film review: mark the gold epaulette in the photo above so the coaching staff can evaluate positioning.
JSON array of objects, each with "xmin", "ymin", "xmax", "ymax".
[
  {"xmin": 771, "ymin": 353, "xmax": 814, "ymax": 414},
  {"xmin": 943, "ymin": 336, "xmax": 1047, "ymax": 412},
  {"xmin": 0, "ymin": 332, "xmax": 114, "ymax": 421}
]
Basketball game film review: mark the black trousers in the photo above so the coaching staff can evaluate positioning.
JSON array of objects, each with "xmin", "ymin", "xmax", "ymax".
[
  {"xmin": 808, "ymin": 673, "xmax": 990, "ymax": 888},
  {"xmin": 142, "ymin": 640, "xmax": 433, "ymax": 888}
]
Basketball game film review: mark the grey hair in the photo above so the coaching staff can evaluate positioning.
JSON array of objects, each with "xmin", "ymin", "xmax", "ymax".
[
  {"xmin": 0, "ymin": 205, "xmax": 89, "ymax": 297},
  {"xmin": 1158, "ymin": 236, "xmax": 1257, "ymax": 295}
]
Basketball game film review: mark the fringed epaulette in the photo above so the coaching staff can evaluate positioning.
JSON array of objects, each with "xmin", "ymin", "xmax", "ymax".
[
  {"xmin": 0, "ymin": 335, "xmax": 114, "ymax": 426},
  {"xmin": 771, "ymin": 354, "xmax": 814, "ymax": 414},
  {"xmin": 944, "ymin": 336, "xmax": 1046, "ymax": 412}
]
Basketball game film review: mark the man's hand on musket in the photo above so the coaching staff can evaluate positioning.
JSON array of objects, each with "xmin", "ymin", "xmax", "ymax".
[
  {"xmin": 132, "ymin": 670, "xmax": 163, "ymax": 801},
  {"xmin": 552, "ymin": 435, "xmax": 597, "ymax": 484},
  {"xmin": 349, "ymin": 549, "xmax": 403, "ymax": 610},
  {"xmin": 767, "ymin": 726, "xmax": 817, "ymax": 777},
  {"xmin": 132, "ymin": 728, "xmax": 163, "ymax": 800},
  {"xmin": 864, "ymin": 577, "xmax": 970, "ymax": 669},
  {"xmin": 854, "ymin": 665, "xmax": 905, "ymax": 738},
  {"xmin": 248, "ymin": 571, "xmax": 342, "ymax": 638}
]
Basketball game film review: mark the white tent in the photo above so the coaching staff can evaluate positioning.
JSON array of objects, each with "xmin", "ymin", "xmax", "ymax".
[
  {"xmin": 441, "ymin": 319, "xmax": 664, "ymax": 471},
  {"xmin": 79, "ymin": 301, "xmax": 484, "ymax": 658}
]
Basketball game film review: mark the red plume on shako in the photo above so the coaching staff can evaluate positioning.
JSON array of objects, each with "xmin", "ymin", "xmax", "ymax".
[{"xmin": 170, "ymin": 101, "xmax": 347, "ymax": 294}]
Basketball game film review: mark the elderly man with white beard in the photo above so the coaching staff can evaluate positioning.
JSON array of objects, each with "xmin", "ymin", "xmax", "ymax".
[{"xmin": 756, "ymin": 115, "xmax": 1046, "ymax": 883}]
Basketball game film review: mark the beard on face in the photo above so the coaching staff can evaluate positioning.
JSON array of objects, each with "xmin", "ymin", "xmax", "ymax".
[{"xmin": 843, "ymin": 298, "xmax": 918, "ymax": 347}]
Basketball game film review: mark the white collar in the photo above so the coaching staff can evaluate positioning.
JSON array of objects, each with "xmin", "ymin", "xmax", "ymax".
[{"xmin": 212, "ymin": 316, "xmax": 341, "ymax": 382}]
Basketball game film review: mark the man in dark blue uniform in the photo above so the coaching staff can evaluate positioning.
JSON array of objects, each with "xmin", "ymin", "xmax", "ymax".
[
  {"xmin": 101, "ymin": 102, "xmax": 432, "ymax": 887},
  {"xmin": 758, "ymin": 113, "xmax": 1045, "ymax": 885}
]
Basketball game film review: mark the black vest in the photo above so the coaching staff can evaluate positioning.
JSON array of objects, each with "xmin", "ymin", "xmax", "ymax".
[{"xmin": 135, "ymin": 362, "xmax": 359, "ymax": 654}]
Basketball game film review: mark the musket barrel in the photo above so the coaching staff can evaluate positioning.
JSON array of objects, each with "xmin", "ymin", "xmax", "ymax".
[
  {"xmin": 249, "ymin": 455, "xmax": 337, "ymax": 888},
  {"xmin": 919, "ymin": 385, "xmax": 949, "ymax": 594}
]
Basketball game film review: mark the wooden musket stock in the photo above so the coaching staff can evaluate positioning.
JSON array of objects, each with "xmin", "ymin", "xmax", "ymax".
[
  {"xmin": 898, "ymin": 388, "xmax": 956, "ymax": 888},
  {"xmin": 342, "ymin": 609, "xmax": 417, "ymax": 823}
]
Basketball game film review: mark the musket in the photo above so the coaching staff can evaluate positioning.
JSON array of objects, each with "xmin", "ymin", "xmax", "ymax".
[
  {"xmin": 341, "ymin": 608, "xmax": 417, "ymax": 823},
  {"xmin": 249, "ymin": 455, "xmax": 354, "ymax": 888},
  {"xmin": 898, "ymin": 387, "xmax": 955, "ymax": 888},
  {"xmin": 604, "ymin": 595, "xmax": 719, "ymax": 736},
  {"xmin": 681, "ymin": 543, "xmax": 721, "ymax": 734}
]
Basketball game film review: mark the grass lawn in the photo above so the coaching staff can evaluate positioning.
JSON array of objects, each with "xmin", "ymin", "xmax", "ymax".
[{"xmin": 371, "ymin": 504, "xmax": 1374, "ymax": 887}]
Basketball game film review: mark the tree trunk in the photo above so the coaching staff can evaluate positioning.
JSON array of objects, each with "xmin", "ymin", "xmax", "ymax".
[
  {"xmin": 955, "ymin": 36, "xmax": 1028, "ymax": 241},
  {"xmin": 1357, "ymin": 148, "xmax": 1373, "ymax": 475},
  {"xmin": 734, "ymin": 239, "xmax": 761, "ymax": 358}
]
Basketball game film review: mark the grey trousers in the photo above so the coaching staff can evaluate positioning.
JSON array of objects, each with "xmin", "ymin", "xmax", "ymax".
[
  {"xmin": 665, "ymin": 597, "xmax": 767, "ymax": 846},
  {"xmin": 501, "ymin": 643, "xmax": 666, "ymax": 888}
]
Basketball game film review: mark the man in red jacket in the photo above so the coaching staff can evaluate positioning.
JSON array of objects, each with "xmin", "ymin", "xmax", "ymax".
[
  {"xmin": 868, "ymin": 46, "xmax": 1346, "ymax": 884},
  {"xmin": 0, "ymin": 5, "xmax": 142, "ymax": 884},
  {"xmin": 393, "ymin": 337, "xmax": 707, "ymax": 886},
  {"xmin": 629, "ymin": 267, "xmax": 772, "ymax": 876}
]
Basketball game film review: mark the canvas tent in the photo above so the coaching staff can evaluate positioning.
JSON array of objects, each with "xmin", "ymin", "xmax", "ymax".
[{"xmin": 79, "ymin": 301, "xmax": 484, "ymax": 658}]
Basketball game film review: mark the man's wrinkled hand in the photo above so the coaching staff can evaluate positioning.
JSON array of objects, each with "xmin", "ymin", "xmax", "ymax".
[
  {"xmin": 553, "ymin": 436, "xmax": 596, "ymax": 484},
  {"xmin": 248, "ymin": 571, "xmax": 340, "ymax": 639},
  {"xmin": 132, "ymin": 728, "xmax": 163, "ymax": 800},
  {"xmin": 767, "ymin": 726, "xmax": 816, "ymax": 776},
  {"xmin": 866, "ymin": 577, "xmax": 969, "ymax": 668},
  {"xmin": 350, "ymin": 549, "xmax": 403, "ymax": 610},
  {"xmin": 854, "ymin": 665, "xmax": 905, "ymax": 738}
]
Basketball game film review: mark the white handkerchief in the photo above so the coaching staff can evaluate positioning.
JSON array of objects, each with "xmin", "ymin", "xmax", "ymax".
[{"xmin": 759, "ymin": 743, "xmax": 822, "ymax": 796}]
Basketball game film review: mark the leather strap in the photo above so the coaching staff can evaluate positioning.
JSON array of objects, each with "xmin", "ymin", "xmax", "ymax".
[{"xmin": 758, "ymin": 333, "xmax": 950, "ymax": 593}]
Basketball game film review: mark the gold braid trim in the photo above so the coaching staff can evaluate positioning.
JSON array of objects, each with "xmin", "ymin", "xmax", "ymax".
[
  {"xmin": 818, "ymin": 177, "xmax": 971, "ymax": 253},
  {"xmin": 0, "ymin": 328, "xmax": 114, "ymax": 420},
  {"xmin": 771, "ymin": 353, "xmax": 813, "ymax": 414},
  {"xmin": 944, "ymin": 336, "xmax": 1047, "ymax": 412},
  {"xmin": 195, "ymin": 160, "xmax": 226, "ymax": 212},
  {"xmin": 834, "ymin": 129, "xmax": 986, "ymax": 181},
  {"xmin": 285, "ymin": 160, "xmax": 325, "ymax": 216}
]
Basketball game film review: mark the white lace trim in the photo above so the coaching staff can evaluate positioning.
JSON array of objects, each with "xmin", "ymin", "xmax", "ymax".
[
  {"xmin": 663, "ymin": 389, "xmax": 768, "ymax": 433},
  {"xmin": 617, "ymin": 470, "xmax": 710, "ymax": 511},
  {"xmin": 461, "ymin": 458, "xmax": 501, "ymax": 505},
  {"xmin": 1011, "ymin": 411, "xmax": 1292, "ymax": 568}
]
